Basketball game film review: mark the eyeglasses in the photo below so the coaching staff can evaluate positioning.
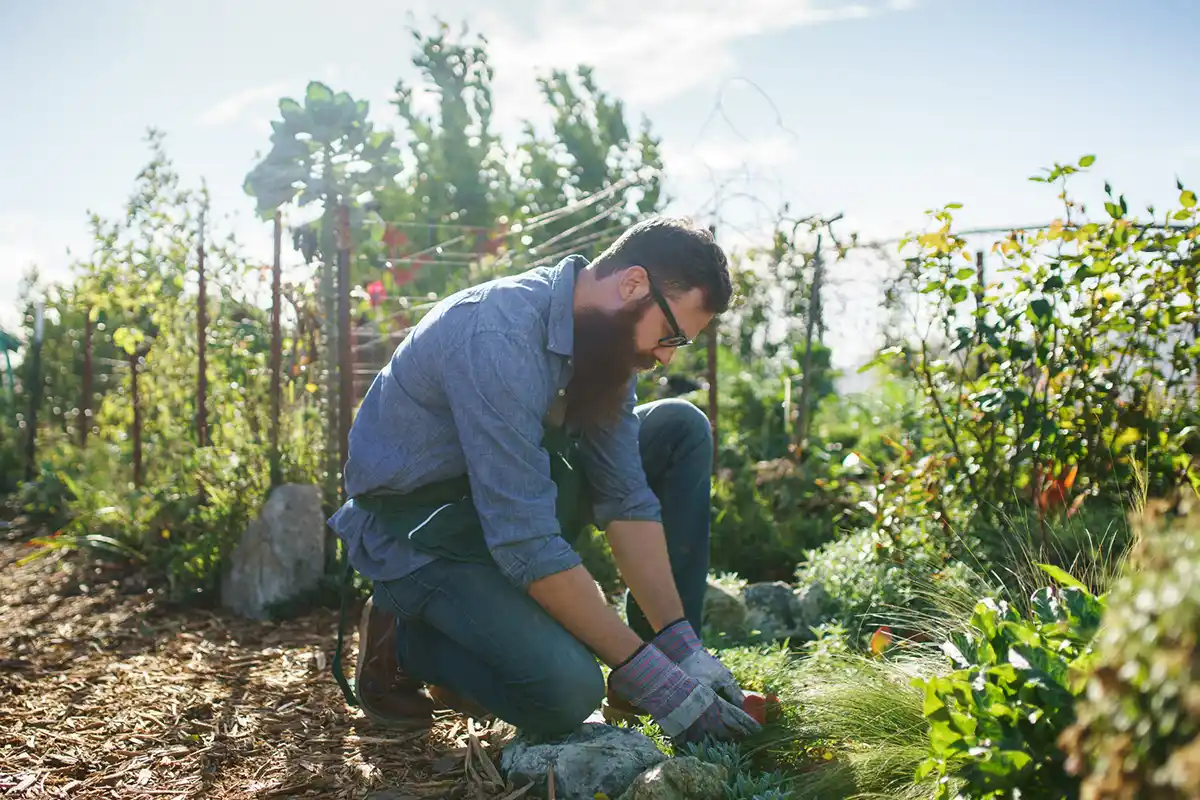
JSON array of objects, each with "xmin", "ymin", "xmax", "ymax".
[{"xmin": 646, "ymin": 275, "xmax": 691, "ymax": 348}]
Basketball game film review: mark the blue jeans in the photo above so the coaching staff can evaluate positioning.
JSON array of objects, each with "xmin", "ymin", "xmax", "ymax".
[{"xmin": 371, "ymin": 398, "xmax": 714, "ymax": 737}]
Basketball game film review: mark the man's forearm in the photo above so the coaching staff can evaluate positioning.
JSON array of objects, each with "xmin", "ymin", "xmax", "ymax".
[
  {"xmin": 605, "ymin": 519, "xmax": 685, "ymax": 632},
  {"xmin": 526, "ymin": 564, "xmax": 644, "ymax": 667}
]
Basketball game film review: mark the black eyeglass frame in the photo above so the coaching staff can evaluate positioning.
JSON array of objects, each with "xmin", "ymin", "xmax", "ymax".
[{"xmin": 645, "ymin": 275, "xmax": 691, "ymax": 348}]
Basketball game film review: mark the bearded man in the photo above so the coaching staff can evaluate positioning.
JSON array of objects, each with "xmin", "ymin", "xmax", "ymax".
[{"xmin": 329, "ymin": 216, "xmax": 759, "ymax": 744}]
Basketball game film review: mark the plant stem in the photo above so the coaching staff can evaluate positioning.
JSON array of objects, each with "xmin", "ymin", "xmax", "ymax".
[{"xmin": 918, "ymin": 340, "xmax": 981, "ymax": 501}]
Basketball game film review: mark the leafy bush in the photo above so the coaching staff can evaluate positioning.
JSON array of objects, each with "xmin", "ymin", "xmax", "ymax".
[
  {"xmin": 1059, "ymin": 506, "xmax": 1200, "ymax": 798},
  {"xmin": 913, "ymin": 568, "xmax": 1105, "ymax": 799},
  {"xmin": 10, "ymin": 134, "xmax": 325, "ymax": 602},
  {"xmin": 711, "ymin": 461, "xmax": 817, "ymax": 582},
  {"xmin": 793, "ymin": 526, "xmax": 987, "ymax": 645},
  {"xmin": 877, "ymin": 157, "xmax": 1200, "ymax": 529}
]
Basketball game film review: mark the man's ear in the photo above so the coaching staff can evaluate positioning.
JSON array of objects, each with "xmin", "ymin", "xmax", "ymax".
[{"xmin": 616, "ymin": 265, "xmax": 649, "ymax": 304}]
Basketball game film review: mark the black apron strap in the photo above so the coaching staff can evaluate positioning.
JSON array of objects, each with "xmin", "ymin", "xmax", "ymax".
[{"xmin": 331, "ymin": 555, "xmax": 358, "ymax": 707}]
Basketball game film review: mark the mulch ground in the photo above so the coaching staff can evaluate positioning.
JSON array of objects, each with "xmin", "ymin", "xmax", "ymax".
[{"xmin": 0, "ymin": 537, "xmax": 528, "ymax": 799}]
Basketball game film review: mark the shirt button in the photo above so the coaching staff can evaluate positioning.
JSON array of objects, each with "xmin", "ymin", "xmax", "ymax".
[{"xmin": 557, "ymin": 389, "xmax": 565, "ymax": 396}]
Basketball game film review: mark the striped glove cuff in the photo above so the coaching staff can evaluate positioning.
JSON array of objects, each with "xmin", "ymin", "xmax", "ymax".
[
  {"xmin": 653, "ymin": 618, "xmax": 702, "ymax": 663},
  {"xmin": 608, "ymin": 642, "xmax": 713, "ymax": 739},
  {"xmin": 608, "ymin": 643, "xmax": 691, "ymax": 714}
]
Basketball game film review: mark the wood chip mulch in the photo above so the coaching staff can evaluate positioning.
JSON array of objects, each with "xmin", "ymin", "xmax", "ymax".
[{"xmin": 0, "ymin": 538, "xmax": 529, "ymax": 799}]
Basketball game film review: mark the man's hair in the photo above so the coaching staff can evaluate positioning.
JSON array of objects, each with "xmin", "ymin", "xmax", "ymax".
[{"xmin": 592, "ymin": 216, "xmax": 733, "ymax": 314}]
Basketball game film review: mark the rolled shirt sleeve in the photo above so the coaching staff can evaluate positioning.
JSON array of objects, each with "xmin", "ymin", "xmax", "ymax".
[
  {"xmin": 579, "ymin": 379, "xmax": 663, "ymax": 530},
  {"xmin": 441, "ymin": 331, "xmax": 582, "ymax": 589}
]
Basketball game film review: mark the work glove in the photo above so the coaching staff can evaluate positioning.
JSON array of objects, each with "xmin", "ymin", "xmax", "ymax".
[
  {"xmin": 607, "ymin": 642, "xmax": 761, "ymax": 743},
  {"xmin": 652, "ymin": 618, "xmax": 746, "ymax": 708}
]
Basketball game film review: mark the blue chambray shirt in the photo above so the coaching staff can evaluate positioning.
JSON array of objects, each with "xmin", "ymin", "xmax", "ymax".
[{"xmin": 328, "ymin": 255, "xmax": 663, "ymax": 590}]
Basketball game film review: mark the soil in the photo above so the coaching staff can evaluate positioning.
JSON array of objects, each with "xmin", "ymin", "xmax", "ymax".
[{"xmin": 0, "ymin": 537, "xmax": 521, "ymax": 799}]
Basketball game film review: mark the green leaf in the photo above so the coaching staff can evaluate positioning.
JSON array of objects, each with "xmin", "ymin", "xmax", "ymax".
[
  {"xmin": 1181, "ymin": 190, "xmax": 1197, "ymax": 209},
  {"xmin": 1035, "ymin": 562, "xmax": 1087, "ymax": 593},
  {"xmin": 1078, "ymin": 154, "xmax": 1096, "ymax": 167},
  {"xmin": 929, "ymin": 719, "xmax": 964, "ymax": 753},
  {"xmin": 1113, "ymin": 427, "xmax": 1141, "ymax": 450},
  {"xmin": 306, "ymin": 80, "xmax": 335, "ymax": 106},
  {"xmin": 949, "ymin": 284, "xmax": 969, "ymax": 304},
  {"xmin": 278, "ymin": 97, "xmax": 304, "ymax": 123},
  {"xmin": 1031, "ymin": 587, "xmax": 1064, "ymax": 624},
  {"xmin": 1029, "ymin": 298, "xmax": 1052, "ymax": 321},
  {"xmin": 942, "ymin": 640, "xmax": 970, "ymax": 668},
  {"xmin": 948, "ymin": 709, "xmax": 978, "ymax": 737},
  {"xmin": 955, "ymin": 267, "xmax": 977, "ymax": 280},
  {"xmin": 922, "ymin": 680, "xmax": 946, "ymax": 716}
]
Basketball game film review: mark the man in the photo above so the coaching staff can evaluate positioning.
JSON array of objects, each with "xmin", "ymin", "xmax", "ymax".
[{"xmin": 330, "ymin": 216, "xmax": 760, "ymax": 744}]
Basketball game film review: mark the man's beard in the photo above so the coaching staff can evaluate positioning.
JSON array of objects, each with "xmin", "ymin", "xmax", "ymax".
[{"xmin": 564, "ymin": 299, "xmax": 657, "ymax": 431}]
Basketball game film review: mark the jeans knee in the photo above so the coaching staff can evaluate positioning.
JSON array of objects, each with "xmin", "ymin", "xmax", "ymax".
[
  {"xmin": 523, "ymin": 655, "xmax": 605, "ymax": 737},
  {"xmin": 655, "ymin": 398, "xmax": 713, "ymax": 454}
]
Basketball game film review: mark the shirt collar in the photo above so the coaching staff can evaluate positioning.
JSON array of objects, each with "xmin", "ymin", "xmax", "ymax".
[{"xmin": 547, "ymin": 255, "xmax": 587, "ymax": 358}]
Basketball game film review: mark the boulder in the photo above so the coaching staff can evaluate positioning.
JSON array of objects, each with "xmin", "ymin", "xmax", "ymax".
[
  {"xmin": 616, "ymin": 757, "xmax": 727, "ymax": 800},
  {"xmin": 499, "ymin": 722, "xmax": 667, "ymax": 800},
  {"xmin": 794, "ymin": 580, "xmax": 830, "ymax": 627},
  {"xmin": 702, "ymin": 581, "xmax": 748, "ymax": 638},
  {"xmin": 743, "ymin": 581, "xmax": 801, "ymax": 640},
  {"xmin": 220, "ymin": 484, "xmax": 326, "ymax": 620},
  {"xmin": 742, "ymin": 580, "xmax": 829, "ymax": 643}
]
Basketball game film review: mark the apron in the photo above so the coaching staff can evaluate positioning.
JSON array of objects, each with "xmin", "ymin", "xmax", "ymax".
[{"xmin": 332, "ymin": 398, "xmax": 591, "ymax": 707}]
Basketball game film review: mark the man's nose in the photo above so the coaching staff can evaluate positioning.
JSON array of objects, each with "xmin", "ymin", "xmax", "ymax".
[{"xmin": 653, "ymin": 346, "xmax": 676, "ymax": 366}]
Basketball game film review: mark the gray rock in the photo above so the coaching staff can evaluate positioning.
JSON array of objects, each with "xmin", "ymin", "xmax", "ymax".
[
  {"xmin": 702, "ymin": 582, "xmax": 748, "ymax": 637},
  {"xmin": 794, "ymin": 580, "xmax": 830, "ymax": 627},
  {"xmin": 500, "ymin": 722, "xmax": 668, "ymax": 800},
  {"xmin": 743, "ymin": 581, "xmax": 800, "ymax": 639},
  {"xmin": 740, "ymin": 580, "xmax": 830, "ymax": 643},
  {"xmin": 220, "ymin": 484, "xmax": 326, "ymax": 620},
  {"xmin": 616, "ymin": 757, "xmax": 727, "ymax": 800}
]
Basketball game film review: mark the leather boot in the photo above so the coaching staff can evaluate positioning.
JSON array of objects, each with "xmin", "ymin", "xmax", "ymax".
[
  {"xmin": 427, "ymin": 684, "xmax": 494, "ymax": 722},
  {"xmin": 355, "ymin": 597, "xmax": 435, "ymax": 729}
]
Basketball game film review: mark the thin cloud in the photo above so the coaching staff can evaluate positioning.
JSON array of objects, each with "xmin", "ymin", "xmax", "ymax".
[
  {"xmin": 195, "ymin": 82, "xmax": 290, "ymax": 127},
  {"xmin": 476, "ymin": 0, "xmax": 898, "ymax": 128},
  {"xmin": 665, "ymin": 131, "xmax": 801, "ymax": 181}
]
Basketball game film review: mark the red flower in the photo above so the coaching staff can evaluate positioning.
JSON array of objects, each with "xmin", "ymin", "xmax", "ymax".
[{"xmin": 366, "ymin": 280, "xmax": 386, "ymax": 307}]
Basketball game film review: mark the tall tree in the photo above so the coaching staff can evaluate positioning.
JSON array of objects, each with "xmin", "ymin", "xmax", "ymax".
[
  {"xmin": 391, "ymin": 20, "xmax": 507, "ymax": 231},
  {"xmin": 243, "ymin": 81, "xmax": 400, "ymax": 504},
  {"xmin": 518, "ymin": 66, "xmax": 665, "ymax": 257},
  {"xmin": 369, "ymin": 20, "xmax": 513, "ymax": 302}
]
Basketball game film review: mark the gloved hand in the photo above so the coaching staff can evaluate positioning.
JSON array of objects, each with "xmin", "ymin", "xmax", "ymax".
[
  {"xmin": 652, "ymin": 618, "xmax": 745, "ymax": 707},
  {"xmin": 608, "ymin": 642, "xmax": 761, "ymax": 743}
]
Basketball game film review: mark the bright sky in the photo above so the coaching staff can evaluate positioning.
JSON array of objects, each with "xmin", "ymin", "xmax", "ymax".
[{"xmin": 3, "ymin": 0, "xmax": 1198, "ymax": 379}]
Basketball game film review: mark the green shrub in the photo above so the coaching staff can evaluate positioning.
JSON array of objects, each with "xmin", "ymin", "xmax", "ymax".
[
  {"xmin": 711, "ymin": 455, "xmax": 847, "ymax": 583},
  {"xmin": 970, "ymin": 501, "xmax": 1136, "ymax": 603},
  {"xmin": 913, "ymin": 567, "xmax": 1105, "ymax": 799},
  {"xmin": 794, "ymin": 527, "xmax": 987, "ymax": 646},
  {"xmin": 876, "ymin": 160, "xmax": 1200, "ymax": 525},
  {"xmin": 1059, "ymin": 509, "xmax": 1200, "ymax": 798}
]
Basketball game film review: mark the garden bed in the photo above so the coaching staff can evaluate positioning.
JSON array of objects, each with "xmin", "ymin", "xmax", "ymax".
[{"xmin": 0, "ymin": 537, "xmax": 518, "ymax": 799}]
